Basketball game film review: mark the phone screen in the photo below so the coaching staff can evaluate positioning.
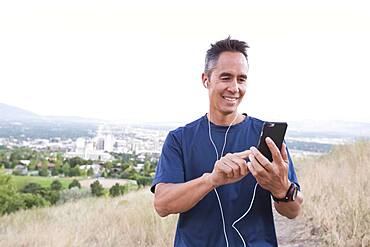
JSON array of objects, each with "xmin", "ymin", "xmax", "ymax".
[{"xmin": 257, "ymin": 122, "xmax": 288, "ymax": 162}]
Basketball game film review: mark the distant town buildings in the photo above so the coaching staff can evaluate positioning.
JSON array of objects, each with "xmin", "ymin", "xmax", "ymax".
[{"xmin": 0, "ymin": 123, "xmax": 168, "ymax": 162}]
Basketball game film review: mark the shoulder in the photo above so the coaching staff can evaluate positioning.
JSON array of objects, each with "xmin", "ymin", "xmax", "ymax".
[
  {"xmin": 166, "ymin": 115, "xmax": 205, "ymax": 143},
  {"xmin": 244, "ymin": 114, "xmax": 265, "ymax": 131}
]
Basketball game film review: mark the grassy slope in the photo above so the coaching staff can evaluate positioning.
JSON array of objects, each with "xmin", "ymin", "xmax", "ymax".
[
  {"xmin": 0, "ymin": 189, "xmax": 177, "ymax": 246},
  {"xmin": 1, "ymin": 141, "xmax": 369, "ymax": 246},
  {"xmin": 11, "ymin": 175, "xmax": 73, "ymax": 190},
  {"xmin": 297, "ymin": 141, "xmax": 370, "ymax": 247}
]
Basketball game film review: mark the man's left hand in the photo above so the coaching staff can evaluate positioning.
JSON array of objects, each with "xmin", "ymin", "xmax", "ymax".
[{"xmin": 247, "ymin": 137, "xmax": 290, "ymax": 198}]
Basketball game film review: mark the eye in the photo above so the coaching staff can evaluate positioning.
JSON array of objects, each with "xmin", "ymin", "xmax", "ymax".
[
  {"xmin": 221, "ymin": 76, "xmax": 230, "ymax": 81},
  {"xmin": 238, "ymin": 77, "xmax": 247, "ymax": 84}
]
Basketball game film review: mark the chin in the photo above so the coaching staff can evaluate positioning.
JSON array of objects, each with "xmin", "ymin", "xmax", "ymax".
[{"xmin": 220, "ymin": 108, "xmax": 238, "ymax": 115}]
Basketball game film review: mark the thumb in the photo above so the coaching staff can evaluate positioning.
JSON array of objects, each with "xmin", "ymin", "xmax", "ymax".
[{"xmin": 234, "ymin": 149, "xmax": 251, "ymax": 159}]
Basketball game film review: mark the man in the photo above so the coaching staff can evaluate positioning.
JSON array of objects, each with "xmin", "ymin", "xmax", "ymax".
[{"xmin": 151, "ymin": 37, "xmax": 303, "ymax": 247}]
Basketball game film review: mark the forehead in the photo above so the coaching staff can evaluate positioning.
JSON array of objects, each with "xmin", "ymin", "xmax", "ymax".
[{"xmin": 213, "ymin": 51, "xmax": 249, "ymax": 74}]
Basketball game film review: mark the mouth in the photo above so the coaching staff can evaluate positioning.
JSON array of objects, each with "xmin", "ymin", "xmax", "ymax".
[{"xmin": 222, "ymin": 96, "xmax": 239, "ymax": 103}]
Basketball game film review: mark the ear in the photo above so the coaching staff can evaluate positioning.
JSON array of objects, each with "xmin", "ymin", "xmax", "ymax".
[{"xmin": 201, "ymin": 73, "xmax": 208, "ymax": 88}]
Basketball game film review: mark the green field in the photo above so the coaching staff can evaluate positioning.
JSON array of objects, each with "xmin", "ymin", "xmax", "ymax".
[{"xmin": 10, "ymin": 175, "xmax": 75, "ymax": 190}]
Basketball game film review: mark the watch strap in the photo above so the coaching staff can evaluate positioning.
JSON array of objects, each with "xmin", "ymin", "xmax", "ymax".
[{"xmin": 272, "ymin": 182, "xmax": 297, "ymax": 203}]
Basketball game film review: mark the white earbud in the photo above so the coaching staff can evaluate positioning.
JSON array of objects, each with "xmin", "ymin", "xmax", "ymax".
[{"xmin": 204, "ymin": 81, "xmax": 208, "ymax": 88}]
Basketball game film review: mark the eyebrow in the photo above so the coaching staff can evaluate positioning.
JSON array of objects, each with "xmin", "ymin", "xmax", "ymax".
[
  {"xmin": 219, "ymin": 72, "xmax": 233, "ymax": 77},
  {"xmin": 219, "ymin": 72, "xmax": 247, "ymax": 79}
]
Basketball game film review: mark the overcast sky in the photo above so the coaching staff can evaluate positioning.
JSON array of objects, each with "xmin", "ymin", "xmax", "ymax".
[{"xmin": 1, "ymin": 0, "xmax": 369, "ymax": 123}]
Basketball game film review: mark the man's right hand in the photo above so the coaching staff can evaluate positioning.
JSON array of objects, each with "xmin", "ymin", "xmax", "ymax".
[{"xmin": 206, "ymin": 150, "xmax": 251, "ymax": 188}]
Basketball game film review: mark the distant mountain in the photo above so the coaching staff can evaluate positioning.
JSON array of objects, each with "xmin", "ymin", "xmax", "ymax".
[
  {"xmin": 0, "ymin": 103, "xmax": 100, "ymax": 139},
  {"xmin": 0, "ymin": 103, "xmax": 102, "ymax": 124},
  {"xmin": 0, "ymin": 103, "xmax": 41, "ymax": 121},
  {"xmin": 288, "ymin": 120, "xmax": 370, "ymax": 138}
]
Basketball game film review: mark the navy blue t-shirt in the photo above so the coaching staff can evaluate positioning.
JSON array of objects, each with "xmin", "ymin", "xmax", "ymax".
[{"xmin": 151, "ymin": 114, "xmax": 299, "ymax": 247}]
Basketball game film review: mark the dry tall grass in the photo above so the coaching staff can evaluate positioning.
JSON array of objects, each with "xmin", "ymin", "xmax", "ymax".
[
  {"xmin": 1, "ymin": 141, "xmax": 369, "ymax": 246},
  {"xmin": 0, "ymin": 190, "xmax": 177, "ymax": 246},
  {"xmin": 298, "ymin": 141, "xmax": 370, "ymax": 247}
]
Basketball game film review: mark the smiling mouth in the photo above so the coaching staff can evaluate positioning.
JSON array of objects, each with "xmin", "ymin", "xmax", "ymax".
[{"xmin": 223, "ymin": 96, "xmax": 238, "ymax": 102}]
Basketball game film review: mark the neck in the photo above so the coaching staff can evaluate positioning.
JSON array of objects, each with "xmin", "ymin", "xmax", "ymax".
[{"xmin": 207, "ymin": 111, "xmax": 241, "ymax": 126}]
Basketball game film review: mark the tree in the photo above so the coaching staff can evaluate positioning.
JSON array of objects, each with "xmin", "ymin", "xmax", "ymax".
[
  {"xmin": 38, "ymin": 167, "xmax": 49, "ymax": 177},
  {"xmin": 0, "ymin": 191, "xmax": 26, "ymax": 215},
  {"xmin": 109, "ymin": 183, "xmax": 128, "ymax": 197},
  {"xmin": 28, "ymin": 159, "xmax": 37, "ymax": 171},
  {"xmin": 62, "ymin": 163, "xmax": 70, "ymax": 176},
  {"xmin": 87, "ymin": 167, "xmax": 94, "ymax": 177},
  {"xmin": 51, "ymin": 168, "xmax": 58, "ymax": 176},
  {"xmin": 67, "ymin": 157, "xmax": 85, "ymax": 168},
  {"xmin": 21, "ymin": 183, "xmax": 60, "ymax": 205},
  {"xmin": 90, "ymin": 180, "xmax": 104, "ymax": 197},
  {"xmin": 102, "ymin": 170, "xmax": 108, "ymax": 178},
  {"xmin": 143, "ymin": 161, "xmax": 151, "ymax": 176},
  {"xmin": 69, "ymin": 166, "xmax": 81, "ymax": 177},
  {"xmin": 21, "ymin": 183, "xmax": 45, "ymax": 195},
  {"xmin": 50, "ymin": 180, "xmax": 63, "ymax": 191},
  {"xmin": 56, "ymin": 153, "xmax": 63, "ymax": 163},
  {"xmin": 136, "ymin": 176, "xmax": 153, "ymax": 188},
  {"xmin": 0, "ymin": 173, "xmax": 26, "ymax": 215},
  {"xmin": 105, "ymin": 161, "xmax": 113, "ymax": 170},
  {"xmin": 21, "ymin": 193, "xmax": 50, "ymax": 209},
  {"xmin": 68, "ymin": 179, "xmax": 81, "ymax": 189},
  {"xmin": 53, "ymin": 159, "xmax": 63, "ymax": 176},
  {"xmin": 43, "ymin": 190, "xmax": 60, "ymax": 205}
]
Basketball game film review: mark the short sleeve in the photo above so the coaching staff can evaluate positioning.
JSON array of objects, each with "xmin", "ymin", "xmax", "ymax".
[
  {"xmin": 150, "ymin": 130, "xmax": 185, "ymax": 193},
  {"xmin": 285, "ymin": 143, "xmax": 301, "ymax": 191}
]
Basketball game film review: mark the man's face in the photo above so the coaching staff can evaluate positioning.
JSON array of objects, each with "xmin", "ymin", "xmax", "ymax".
[{"xmin": 204, "ymin": 51, "xmax": 248, "ymax": 116}]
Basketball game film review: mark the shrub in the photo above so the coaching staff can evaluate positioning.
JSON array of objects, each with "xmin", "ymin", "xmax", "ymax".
[
  {"xmin": 21, "ymin": 193, "xmax": 50, "ymax": 209},
  {"xmin": 21, "ymin": 182, "xmax": 59, "ymax": 205},
  {"xmin": 38, "ymin": 168, "xmax": 49, "ymax": 177},
  {"xmin": 90, "ymin": 180, "xmax": 104, "ymax": 197},
  {"xmin": 68, "ymin": 179, "xmax": 81, "ymax": 189},
  {"xmin": 43, "ymin": 190, "xmax": 60, "ymax": 205},
  {"xmin": 57, "ymin": 187, "xmax": 91, "ymax": 205},
  {"xmin": 50, "ymin": 180, "xmax": 63, "ymax": 191},
  {"xmin": 136, "ymin": 176, "xmax": 152, "ymax": 188},
  {"xmin": 109, "ymin": 183, "xmax": 128, "ymax": 197},
  {"xmin": 21, "ymin": 183, "xmax": 45, "ymax": 195},
  {"xmin": 0, "ymin": 191, "xmax": 26, "ymax": 215},
  {"xmin": 0, "ymin": 173, "xmax": 26, "ymax": 215}
]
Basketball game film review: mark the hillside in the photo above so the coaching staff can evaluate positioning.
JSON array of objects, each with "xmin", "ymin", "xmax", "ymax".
[
  {"xmin": 0, "ymin": 190, "xmax": 177, "ymax": 246},
  {"xmin": 0, "ymin": 141, "xmax": 369, "ymax": 246},
  {"xmin": 0, "ymin": 103, "xmax": 40, "ymax": 121}
]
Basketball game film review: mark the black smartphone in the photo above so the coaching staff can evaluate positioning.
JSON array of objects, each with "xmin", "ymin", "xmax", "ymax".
[{"xmin": 257, "ymin": 122, "xmax": 288, "ymax": 162}]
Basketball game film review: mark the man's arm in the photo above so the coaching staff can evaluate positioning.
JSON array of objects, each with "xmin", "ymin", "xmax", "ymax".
[
  {"xmin": 154, "ymin": 174, "xmax": 213, "ymax": 217},
  {"xmin": 154, "ymin": 150, "xmax": 251, "ymax": 217},
  {"xmin": 247, "ymin": 137, "xmax": 303, "ymax": 219},
  {"xmin": 273, "ymin": 191, "xmax": 303, "ymax": 219}
]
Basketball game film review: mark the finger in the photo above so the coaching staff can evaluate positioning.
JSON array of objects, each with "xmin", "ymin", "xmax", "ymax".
[
  {"xmin": 237, "ymin": 157, "xmax": 249, "ymax": 176},
  {"xmin": 247, "ymin": 162, "xmax": 256, "ymax": 177},
  {"xmin": 227, "ymin": 153, "xmax": 248, "ymax": 167},
  {"xmin": 226, "ymin": 155, "xmax": 249, "ymax": 176},
  {"xmin": 250, "ymin": 146, "xmax": 272, "ymax": 172},
  {"xmin": 223, "ymin": 157, "xmax": 241, "ymax": 177},
  {"xmin": 281, "ymin": 142, "xmax": 289, "ymax": 163},
  {"xmin": 249, "ymin": 154, "xmax": 268, "ymax": 177},
  {"xmin": 266, "ymin": 137, "xmax": 283, "ymax": 163},
  {"xmin": 234, "ymin": 149, "xmax": 252, "ymax": 159},
  {"xmin": 239, "ymin": 161, "xmax": 249, "ymax": 176},
  {"xmin": 216, "ymin": 161, "xmax": 233, "ymax": 177}
]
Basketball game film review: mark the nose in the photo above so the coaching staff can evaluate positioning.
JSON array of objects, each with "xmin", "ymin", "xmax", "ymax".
[{"xmin": 227, "ymin": 79, "xmax": 239, "ymax": 93}]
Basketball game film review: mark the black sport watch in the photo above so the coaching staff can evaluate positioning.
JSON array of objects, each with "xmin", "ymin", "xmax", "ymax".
[{"xmin": 272, "ymin": 182, "xmax": 298, "ymax": 203}]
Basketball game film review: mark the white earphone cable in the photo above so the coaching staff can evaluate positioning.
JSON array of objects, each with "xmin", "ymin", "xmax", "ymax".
[
  {"xmin": 208, "ymin": 113, "xmax": 258, "ymax": 247},
  {"xmin": 208, "ymin": 113, "xmax": 238, "ymax": 247}
]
